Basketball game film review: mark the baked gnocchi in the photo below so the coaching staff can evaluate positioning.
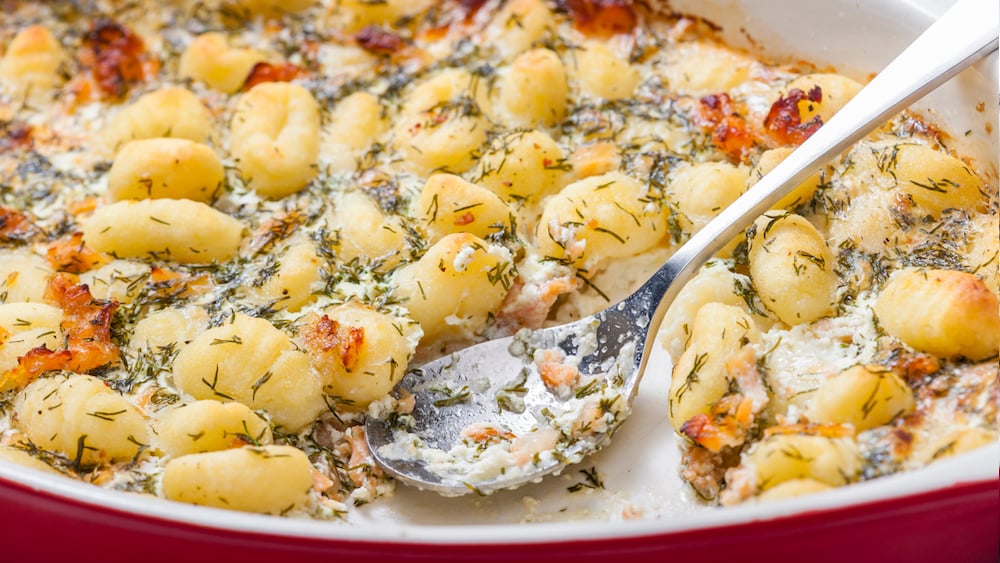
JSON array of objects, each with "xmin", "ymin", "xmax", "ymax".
[
  {"xmin": 103, "ymin": 87, "xmax": 215, "ymax": 153},
  {"xmin": 0, "ymin": 0, "xmax": 994, "ymax": 524},
  {"xmin": 171, "ymin": 313, "xmax": 326, "ymax": 431},
  {"xmin": 231, "ymin": 82, "xmax": 322, "ymax": 198},
  {"xmin": 179, "ymin": 32, "xmax": 266, "ymax": 94},
  {"xmin": 107, "ymin": 138, "xmax": 224, "ymax": 202},
  {"xmin": 161, "ymin": 445, "xmax": 313, "ymax": 514},
  {"xmin": 0, "ymin": 25, "xmax": 65, "ymax": 96},
  {"xmin": 81, "ymin": 199, "xmax": 244, "ymax": 264},
  {"xmin": 14, "ymin": 373, "xmax": 149, "ymax": 467}
]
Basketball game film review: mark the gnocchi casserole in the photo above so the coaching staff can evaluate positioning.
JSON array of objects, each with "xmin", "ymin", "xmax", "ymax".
[{"xmin": 0, "ymin": 0, "xmax": 996, "ymax": 517}]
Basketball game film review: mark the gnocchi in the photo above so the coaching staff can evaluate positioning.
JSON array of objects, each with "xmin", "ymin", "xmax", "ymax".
[
  {"xmin": 415, "ymin": 174, "xmax": 513, "ymax": 243},
  {"xmin": 326, "ymin": 91, "xmax": 387, "ymax": 152},
  {"xmin": 875, "ymin": 268, "xmax": 1000, "ymax": 360},
  {"xmin": 0, "ymin": 251, "xmax": 53, "ymax": 303},
  {"xmin": 808, "ymin": 364, "xmax": 916, "ymax": 431},
  {"xmin": 392, "ymin": 81, "xmax": 489, "ymax": 175},
  {"xmin": 82, "ymin": 199, "xmax": 244, "ymax": 264},
  {"xmin": 0, "ymin": 25, "xmax": 65, "ymax": 96},
  {"xmin": 231, "ymin": 82, "xmax": 322, "ymax": 198},
  {"xmin": 107, "ymin": 138, "xmax": 224, "ymax": 202},
  {"xmin": 234, "ymin": 0, "xmax": 315, "ymax": 16},
  {"xmin": 669, "ymin": 161, "xmax": 749, "ymax": 235},
  {"xmin": 747, "ymin": 212, "xmax": 837, "ymax": 325},
  {"xmin": 102, "ymin": 87, "xmax": 214, "ymax": 153},
  {"xmin": 179, "ymin": 32, "xmax": 265, "ymax": 94},
  {"xmin": 572, "ymin": 41, "xmax": 641, "ymax": 101},
  {"xmin": 248, "ymin": 241, "xmax": 321, "ymax": 312},
  {"xmin": 154, "ymin": 400, "xmax": 273, "ymax": 458},
  {"xmin": 14, "ymin": 373, "xmax": 149, "ymax": 467},
  {"xmin": 749, "ymin": 147, "xmax": 826, "ymax": 210},
  {"xmin": 161, "ymin": 445, "xmax": 313, "ymax": 514},
  {"xmin": 499, "ymin": 48, "xmax": 568, "ymax": 128},
  {"xmin": 747, "ymin": 433, "xmax": 861, "ymax": 491},
  {"xmin": 305, "ymin": 302, "xmax": 417, "ymax": 407},
  {"xmin": 333, "ymin": 0, "xmax": 434, "ymax": 31},
  {"xmin": 394, "ymin": 233, "xmax": 514, "ymax": 343},
  {"xmin": 476, "ymin": 130, "xmax": 568, "ymax": 204},
  {"xmin": 668, "ymin": 302, "xmax": 760, "ymax": 429},
  {"xmin": 128, "ymin": 306, "xmax": 209, "ymax": 353},
  {"xmin": 484, "ymin": 0, "xmax": 555, "ymax": 59},
  {"xmin": 537, "ymin": 173, "xmax": 668, "ymax": 274},
  {"xmin": 327, "ymin": 191, "xmax": 407, "ymax": 269},
  {"xmin": 78, "ymin": 259, "xmax": 150, "ymax": 304},
  {"xmin": 171, "ymin": 313, "xmax": 326, "ymax": 431},
  {"xmin": 659, "ymin": 41, "xmax": 753, "ymax": 96}
]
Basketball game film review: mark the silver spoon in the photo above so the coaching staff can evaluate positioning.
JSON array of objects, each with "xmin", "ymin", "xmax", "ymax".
[{"xmin": 366, "ymin": 0, "xmax": 999, "ymax": 496}]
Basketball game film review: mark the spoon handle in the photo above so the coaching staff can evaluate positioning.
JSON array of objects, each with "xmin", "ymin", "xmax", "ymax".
[{"xmin": 628, "ymin": 0, "xmax": 999, "ymax": 345}]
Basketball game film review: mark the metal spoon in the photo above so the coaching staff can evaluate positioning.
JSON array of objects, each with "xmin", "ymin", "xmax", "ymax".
[{"xmin": 366, "ymin": 0, "xmax": 999, "ymax": 496}]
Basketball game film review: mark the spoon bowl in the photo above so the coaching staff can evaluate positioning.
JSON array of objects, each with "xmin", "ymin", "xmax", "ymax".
[{"xmin": 366, "ymin": 0, "xmax": 999, "ymax": 496}]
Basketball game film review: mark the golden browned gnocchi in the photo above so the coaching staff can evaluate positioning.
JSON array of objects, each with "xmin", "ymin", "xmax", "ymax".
[
  {"xmin": 128, "ymin": 306, "xmax": 209, "ymax": 353},
  {"xmin": 390, "ymin": 69, "xmax": 490, "ymax": 172},
  {"xmin": 78, "ymin": 260, "xmax": 150, "ymax": 304},
  {"xmin": 0, "ymin": 25, "xmax": 65, "ymax": 96},
  {"xmin": 234, "ymin": 0, "xmax": 315, "ymax": 16},
  {"xmin": 107, "ymin": 138, "xmax": 224, "ymax": 202},
  {"xmin": 668, "ymin": 161, "xmax": 749, "ymax": 234},
  {"xmin": 484, "ymin": 0, "xmax": 555, "ymax": 59},
  {"xmin": 659, "ymin": 260, "xmax": 766, "ymax": 360},
  {"xmin": 537, "ymin": 172, "xmax": 668, "ymax": 274},
  {"xmin": 81, "ymin": 199, "xmax": 244, "ymax": 264},
  {"xmin": 659, "ymin": 41, "xmax": 754, "ymax": 96},
  {"xmin": 327, "ymin": 191, "xmax": 407, "ymax": 269},
  {"xmin": 231, "ymin": 82, "xmax": 322, "ymax": 198},
  {"xmin": 668, "ymin": 302, "xmax": 760, "ymax": 429},
  {"xmin": 14, "ymin": 373, "xmax": 149, "ymax": 466},
  {"xmin": 161, "ymin": 445, "xmax": 313, "ymax": 514},
  {"xmin": 247, "ymin": 241, "xmax": 321, "ymax": 312},
  {"xmin": 808, "ymin": 364, "xmax": 916, "ymax": 430},
  {"xmin": 307, "ymin": 302, "xmax": 417, "ymax": 407},
  {"xmin": 415, "ymin": 174, "xmax": 513, "ymax": 243},
  {"xmin": 499, "ymin": 48, "xmax": 568, "ymax": 128},
  {"xmin": 476, "ymin": 130, "xmax": 568, "ymax": 204},
  {"xmin": 333, "ymin": 0, "xmax": 434, "ymax": 31},
  {"xmin": 0, "ymin": 445, "xmax": 67, "ymax": 476},
  {"xmin": 179, "ymin": 32, "xmax": 266, "ymax": 94},
  {"xmin": 0, "ymin": 251, "xmax": 52, "ymax": 303},
  {"xmin": 325, "ymin": 91, "xmax": 387, "ymax": 153},
  {"xmin": 171, "ymin": 313, "xmax": 326, "ymax": 431},
  {"xmin": 747, "ymin": 212, "xmax": 837, "ymax": 325},
  {"xmin": 749, "ymin": 147, "xmax": 826, "ymax": 210},
  {"xmin": 885, "ymin": 143, "xmax": 988, "ymax": 215},
  {"xmin": 747, "ymin": 434, "xmax": 861, "ymax": 492},
  {"xmin": 154, "ymin": 400, "xmax": 273, "ymax": 458},
  {"xmin": 875, "ymin": 268, "xmax": 1000, "ymax": 360},
  {"xmin": 399, "ymin": 68, "xmax": 484, "ymax": 118},
  {"xmin": 394, "ymin": 233, "xmax": 514, "ymax": 343},
  {"xmin": 102, "ymin": 87, "xmax": 215, "ymax": 153},
  {"xmin": 572, "ymin": 41, "xmax": 641, "ymax": 101}
]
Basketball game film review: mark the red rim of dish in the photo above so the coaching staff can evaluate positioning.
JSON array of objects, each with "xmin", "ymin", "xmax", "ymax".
[{"xmin": 1, "ymin": 470, "xmax": 996, "ymax": 563}]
